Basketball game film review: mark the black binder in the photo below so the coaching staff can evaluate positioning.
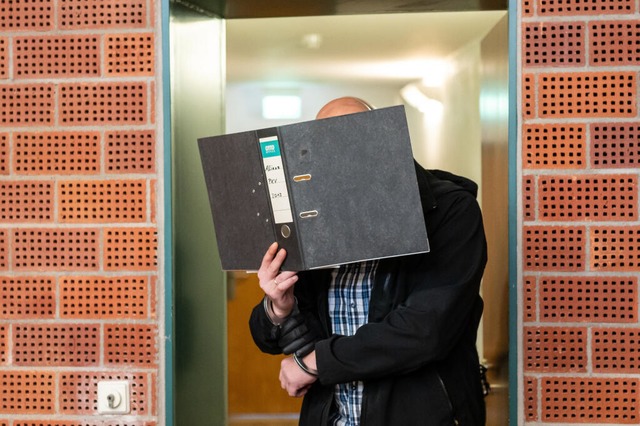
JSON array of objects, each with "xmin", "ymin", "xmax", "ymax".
[{"xmin": 197, "ymin": 105, "xmax": 429, "ymax": 271}]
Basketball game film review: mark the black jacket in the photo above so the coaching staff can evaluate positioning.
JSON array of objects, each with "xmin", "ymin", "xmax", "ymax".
[{"xmin": 250, "ymin": 164, "xmax": 488, "ymax": 425}]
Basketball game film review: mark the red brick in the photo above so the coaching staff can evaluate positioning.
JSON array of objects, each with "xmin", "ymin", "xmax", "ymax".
[
  {"xmin": 60, "ymin": 275, "xmax": 150, "ymax": 319},
  {"xmin": 590, "ymin": 20, "xmax": 640, "ymax": 66},
  {"xmin": 0, "ymin": 133, "xmax": 7, "ymax": 174},
  {"xmin": 13, "ymin": 35, "xmax": 100, "ymax": 79},
  {"xmin": 538, "ymin": 174, "xmax": 637, "ymax": 221},
  {"xmin": 12, "ymin": 228, "xmax": 99, "ymax": 272},
  {"xmin": 593, "ymin": 328, "xmax": 640, "ymax": 373},
  {"xmin": 13, "ymin": 324, "xmax": 100, "ymax": 366},
  {"xmin": 591, "ymin": 226, "xmax": 640, "ymax": 271},
  {"xmin": 540, "ymin": 276, "xmax": 637, "ymax": 323},
  {"xmin": 0, "ymin": 276, "xmax": 55, "ymax": 319},
  {"xmin": 523, "ymin": 175, "xmax": 535, "ymax": 221},
  {"xmin": 0, "ymin": 37, "xmax": 7, "ymax": 79},
  {"xmin": 523, "ymin": 21, "xmax": 585, "ymax": 67},
  {"xmin": 524, "ymin": 326, "xmax": 587, "ymax": 372},
  {"xmin": 104, "ymin": 227, "xmax": 157, "ymax": 271},
  {"xmin": 523, "ymin": 225, "xmax": 585, "ymax": 271},
  {"xmin": 524, "ymin": 376, "xmax": 537, "ymax": 421},
  {"xmin": 60, "ymin": 371, "xmax": 149, "ymax": 415},
  {"xmin": 536, "ymin": 0, "xmax": 634, "ymax": 15},
  {"xmin": 0, "ymin": 325, "xmax": 6, "ymax": 365},
  {"xmin": 522, "ymin": 123, "xmax": 586, "ymax": 169},
  {"xmin": 523, "ymin": 276, "xmax": 536, "ymax": 322},
  {"xmin": 105, "ymin": 33, "xmax": 155, "ymax": 76},
  {"xmin": 0, "ymin": 181, "xmax": 54, "ymax": 222},
  {"xmin": 541, "ymin": 377, "xmax": 639, "ymax": 423},
  {"xmin": 58, "ymin": 0, "xmax": 148, "ymax": 29},
  {"xmin": 105, "ymin": 130, "xmax": 156, "ymax": 174},
  {"xmin": 538, "ymin": 72, "xmax": 637, "ymax": 118},
  {"xmin": 13, "ymin": 131, "xmax": 100, "ymax": 175},
  {"xmin": 0, "ymin": 84, "xmax": 54, "ymax": 127},
  {"xmin": 150, "ymin": 275, "xmax": 157, "ymax": 320},
  {"xmin": 0, "ymin": 1, "xmax": 54, "ymax": 31},
  {"xmin": 522, "ymin": 0, "xmax": 534, "ymax": 16},
  {"xmin": 105, "ymin": 324, "xmax": 158, "ymax": 367},
  {"xmin": 0, "ymin": 371, "xmax": 55, "ymax": 414},
  {"xmin": 58, "ymin": 179, "xmax": 147, "ymax": 223},
  {"xmin": 59, "ymin": 82, "xmax": 148, "ymax": 126},
  {"xmin": 523, "ymin": 73, "xmax": 535, "ymax": 119},
  {"xmin": 150, "ymin": 179, "xmax": 157, "ymax": 223},
  {"xmin": 0, "ymin": 230, "xmax": 6, "ymax": 271},
  {"xmin": 591, "ymin": 122, "xmax": 640, "ymax": 168}
]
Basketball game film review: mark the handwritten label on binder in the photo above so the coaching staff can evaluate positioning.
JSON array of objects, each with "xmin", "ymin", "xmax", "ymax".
[{"xmin": 259, "ymin": 136, "xmax": 293, "ymax": 224}]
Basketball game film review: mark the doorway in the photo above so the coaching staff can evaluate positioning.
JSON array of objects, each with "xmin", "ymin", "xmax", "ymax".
[{"xmin": 224, "ymin": 10, "xmax": 509, "ymax": 425}]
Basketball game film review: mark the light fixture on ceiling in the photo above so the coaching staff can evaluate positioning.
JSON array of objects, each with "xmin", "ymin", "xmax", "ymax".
[
  {"xmin": 300, "ymin": 33, "xmax": 323, "ymax": 49},
  {"xmin": 400, "ymin": 83, "xmax": 443, "ymax": 113}
]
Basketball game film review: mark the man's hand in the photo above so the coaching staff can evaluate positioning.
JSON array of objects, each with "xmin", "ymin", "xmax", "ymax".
[
  {"xmin": 258, "ymin": 242, "xmax": 298, "ymax": 319},
  {"xmin": 279, "ymin": 352, "xmax": 318, "ymax": 397}
]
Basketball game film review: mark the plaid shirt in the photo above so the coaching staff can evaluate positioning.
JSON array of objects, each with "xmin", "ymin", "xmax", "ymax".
[{"xmin": 327, "ymin": 260, "xmax": 378, "ymax": 426}]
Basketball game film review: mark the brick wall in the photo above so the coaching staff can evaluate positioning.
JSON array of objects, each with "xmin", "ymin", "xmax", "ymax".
[
  {"xmin": 521, "ymin": 0, "xmax": 640, "ymax": 423},
  {"xmin": 0, "ymin": 1, "xmax": 161, "ymax": 425}
]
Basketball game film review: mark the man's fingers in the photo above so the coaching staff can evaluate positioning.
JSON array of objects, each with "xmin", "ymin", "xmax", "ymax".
[{"xmin": 259, "ymin": 242, "xmax": 279, "ymax": 270}]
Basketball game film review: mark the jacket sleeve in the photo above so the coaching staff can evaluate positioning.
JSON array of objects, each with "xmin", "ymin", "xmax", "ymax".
[
  {"xmin": 249, "ymin": 297, "xmax": 283, "ymax": 355},
  {"xmin": 315, "ymin": 190, "xmax": 487, "ymax": 385}
]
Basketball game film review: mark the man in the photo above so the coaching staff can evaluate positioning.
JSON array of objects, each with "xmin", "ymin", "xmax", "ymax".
[{"xmin": 249, "ymin": 97, "xmax": 487, "ymax": 425}]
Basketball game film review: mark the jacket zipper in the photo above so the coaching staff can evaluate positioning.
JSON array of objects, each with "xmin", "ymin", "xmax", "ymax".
[{"xmin": 436, "ymin": 372, "xmax": 459, "ymax": 425}]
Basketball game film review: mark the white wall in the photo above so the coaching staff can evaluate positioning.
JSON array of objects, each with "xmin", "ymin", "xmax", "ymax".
[{"xmin": 225, "ymin": 82, "xmax": 402, "ymax": 132}]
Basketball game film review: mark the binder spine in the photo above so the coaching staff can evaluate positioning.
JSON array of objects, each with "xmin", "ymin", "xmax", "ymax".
[{"xmin": 256, "ymin": 129, "xmax": 305, "ymax": 271}]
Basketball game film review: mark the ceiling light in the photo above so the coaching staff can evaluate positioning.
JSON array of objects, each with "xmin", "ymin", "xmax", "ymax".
[{"xmin": 301, "ymin": 33, "xmax": 322, "ymax": 49}]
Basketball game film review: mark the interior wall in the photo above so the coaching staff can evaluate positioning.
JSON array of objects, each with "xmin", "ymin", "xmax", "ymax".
[{"xmin": 170, "ymin": 5, "xmax": 227, "ymax": 425}]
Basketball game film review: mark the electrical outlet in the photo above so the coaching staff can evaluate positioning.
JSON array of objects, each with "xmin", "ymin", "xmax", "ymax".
[{"xmin": 97, "ymin": 380, "xmax": 130, "ymax": 414}]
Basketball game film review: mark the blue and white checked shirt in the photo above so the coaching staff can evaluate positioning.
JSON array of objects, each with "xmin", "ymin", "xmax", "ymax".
[{"xmin": 327, "ymin": 260, "xmax": 378, "ymax": 426}]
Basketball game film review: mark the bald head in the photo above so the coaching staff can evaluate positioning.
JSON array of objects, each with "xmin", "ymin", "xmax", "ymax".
[{"xmin": 316, "ymin": 97, "xmax": 373, "ymax": 119}]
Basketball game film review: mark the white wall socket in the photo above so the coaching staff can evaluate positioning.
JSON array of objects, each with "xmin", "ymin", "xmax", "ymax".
[{"xmin": 97, "ymin": 380, "xmax": 130, "ymax": 414}]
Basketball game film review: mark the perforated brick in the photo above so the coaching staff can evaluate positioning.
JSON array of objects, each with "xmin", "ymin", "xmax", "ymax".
[
  {"xmin": 104, "ymin": 227, "xmax": 157, "ymax": 271},
  {"xmin": 523, "ymin": 226, "xmax": 585, "ymax": 271},
  {"xmin": 13, "ymin": 131, "xmax": 100, "ymax": 175},
  {"xmin": 0, "ymin": 84, "xmax": 54, "ymax": 127},
  {"xmin": 542, "ymin": 377, "xmax": 639, "ymax": 423},
  {"xmin": 14, "ymin": 35, "xmax": 100, "ymax": 78},
  {"xmin": 524, "ymin": 326, "xmax": 587, "ymax": 372},
  {"xmin": 0, "ymin": 276, "xmax": 55, "ymax": 319},
  {"xmin": 523, "ymin": 22, "xmax": 584, "ymax": 67},
  {"xmin": 61, "ymin": 276, "xmax": 150, "ymax": 319},
  {"xmin": 593, "ymin": 328, "xmax": 640, "ymax": 373},
  {"xmin": 524, "ymin": 276, "xmax": 536, "ymax": 322},
  {"xmin": 12, "ymin": 228, "xmax": 99, "ymax": 271},
  {"xmin": 540, "ymin": 276, "xmax": 637, "ymax": 322},
  {"xmin": 58, "ymin": 0, "xmax": 147, "ymax": 29},
  {"xmin": 105, "ymin": 324, "xmax": 158, "ymax": 366},
  {"xmin": 60, "ymin": 371, "xmax": 149, "ymax": 415},
  {"xmin": 0, "ymin": 230, "xmax": 6, "ymax": 271},
  {"xmin": 591, "ymin": 123, "xmax": 640, "ymax": 168},
  {"xmin": 59, "ymin": 82, "xmax": 148, "ymax": 126},
  {"xmin": 591, "ymin": 226, "xmax": 640, "ymax": 270},
  {"xmin": 523, "ymin": 73, "xmax": 535, "ymax": 119},
  {"xmin": 539, "ymin": 72, "xmax": 637, "ymax": 118},
  {"xmin": 522, "ymin": 0, "xmax": 534, "ymax": 15},
  {"xmin": 522, "ymin": 123, "xmax": 586, "ymax": 169},
  {"xmin": 58, "ymin": 179, "xmax": 147, "ymax": 223},
  {"xmin": 0, "ymin": 181, "xmax": 54, "ymax": 222},
  {"xmin": 0, "ymin": 133, "xmax": 7, "ymax": 174},
  {"xmin": 590, "ymin": 20, "xmax": 640, "ymax": 65},
  {"xmin": 0, "ymin": 371, "xmax": 55, "ymax": 414},
  {"xmin": 13, "ymin": 324, "xmax": 99, "ymax": 366},
  {"xmin": 0, "ymin": 325, "xmax": 6, "ymax": 364},
  {"xmin": 105, "ymin": 33, "xmax": 155, "ymax": 76},
  {"xmin": 525, "ymin": 376, "xmax": 538, "ymax": 421},
  {"xmin": 150, "ymin": 179, "xmax": 157, "ymax": 224},
  {"xmin": 538, "ymin": 174, "xmax": 637, "ymax": 221},
  {"xmin": 106, "ymin": 130, "xmax": 156, "ymax": 173},
  {"xmin": 0, "ymin": 0, "xmax": 54, "ymax": 31},
  {"xmin": 536, "ymin": 0, "xmax": 634, "ymax": 15},
  {"xmin": 0, "ymin": 36, "xmax": 7, "ymax": 79},
  {"xmin": 523, "ymin": 175, "xmax": 535, "ymax": 221}
]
